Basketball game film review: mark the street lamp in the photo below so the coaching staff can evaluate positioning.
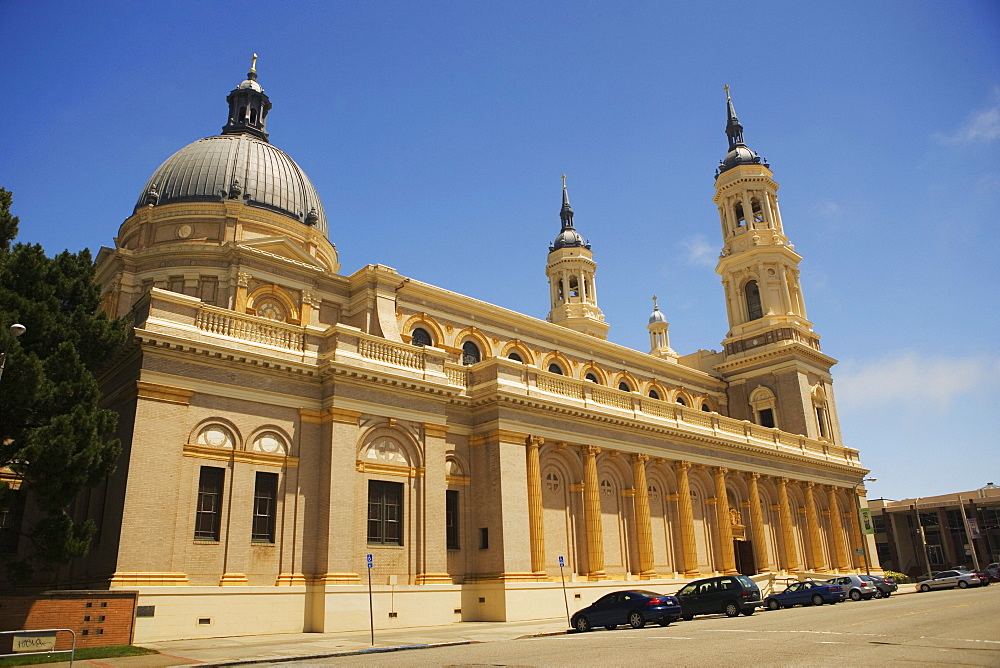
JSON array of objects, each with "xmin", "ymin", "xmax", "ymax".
[
  {"xmin": 852, "ymin": 476, "xmax": 877, "ymax": 576},
  {"xmin": 0, "ymin": 323, "xmax": 26, "ymax": 382}
]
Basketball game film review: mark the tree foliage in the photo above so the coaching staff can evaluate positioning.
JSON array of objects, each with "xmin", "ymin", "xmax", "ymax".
[{"xmin": 0, "ymin": 188, "xmax": 129, "ymax": 582}]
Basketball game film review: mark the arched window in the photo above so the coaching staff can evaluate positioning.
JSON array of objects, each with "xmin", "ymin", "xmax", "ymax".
[
  {"xmin": 618, "ymin": 381, "xmax": 631, "ymax": 392},
  {"xmin": 585, "ymin": 373, "xmax": 598, "ymax": 383},
  {"xmin": 548, "ymin": 363, "xmax": 563, "ymax": 375},
  {"xmin": 751, "ymin": 197, "xmax": 764, "ymax": 224},
  {"xmin": 702, "ymin": 403, "xmax": 712, "ymax": 412},
  {"xmin": 648, "ymin": 389, "xmax": 660, "ymax": 400},
  {"xmin": 569, "ymin": 276, "xmax": 579, "ymax": 298},
  {"xmin": 507, "ymin": 352, "xmax": 522, "ymax": 362},
  {"xmin": 749, "ymin": 386, "xmax": 778, "ymax": 429},
  {"xmin": 735, "ymin": 201, "xmax": 745, "ymax": 227},
  {"xmin": 462, "ymin": 341, "xmax": 481, "ymax": 365},
  {"xmin": 676, "ymin": 396, "xmax": 687, "ymax": 406},
  {"xmin": 411, "ymin": 327, "xmax": 432, "ymax": 347},
  {"xmin": 250, "ymin": 107, "xmax": 258, "ymax": 124},
  {"xmin": 744, "ymin": 280, "xmax": 763, "ymax": 321}
]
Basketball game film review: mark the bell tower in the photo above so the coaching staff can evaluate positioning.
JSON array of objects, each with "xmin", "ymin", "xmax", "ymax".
[
  {"xmin": 712, "ymin": 88, "xmax": 842, "ymax": 443},
  {"xmin": 546, "ymin": 176, "xmax": 609, "ymax": 339}
]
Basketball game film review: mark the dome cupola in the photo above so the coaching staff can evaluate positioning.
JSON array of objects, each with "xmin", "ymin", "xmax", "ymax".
[{"xmin": 133, "ymin": 56, "xmax": 329, "ymax": 236}]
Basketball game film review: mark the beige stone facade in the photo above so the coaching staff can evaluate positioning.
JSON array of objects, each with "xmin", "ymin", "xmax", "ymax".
[{"xmin": 40, "ymin": 71, "xmax": 881, "ymax": 641}]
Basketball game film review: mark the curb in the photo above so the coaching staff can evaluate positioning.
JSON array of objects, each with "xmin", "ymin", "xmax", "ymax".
[{"xmin": 195, "ymin": 640, "xmax": 479, "ymax": 667}]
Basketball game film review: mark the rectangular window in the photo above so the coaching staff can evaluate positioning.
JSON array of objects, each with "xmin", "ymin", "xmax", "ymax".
[
  {"xmin": 479, "ymin": 527, "xmax": 489, "ymax": 550},
  {"xmin": 815, "ymin": 406, "xmax": 829, "ymax": 439},
  {"xmin": 758, "ymin": 408, "xmax": 775, "ymax": 429},
  {"xmin": 252, "ymin": 472, "xmax": 278, "ymax": 543},
  {"xmin": 368, "ymin": 480, "xmax": 403, "ymax": 545},
  {"xmin": 0, "ymin": 490, "xmax": 25, "ymax": 553},
  {"xmin": 194, "ymin": 466, "xmax": 225, "ymax": 540},
  {"xmin": 446, "ymin": 490, "xmax": 460, "ymax": 550}
]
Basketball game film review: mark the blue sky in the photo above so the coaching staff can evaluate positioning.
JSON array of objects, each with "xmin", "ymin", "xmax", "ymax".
[{"xmin": 2, "ymin": 1, "xmax": 998, "ymax": 501}]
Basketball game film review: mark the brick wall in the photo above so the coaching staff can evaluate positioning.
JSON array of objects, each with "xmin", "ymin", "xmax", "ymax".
[{"xmin": 0, "ymin": 590, "xmax": 136, "ymax": 650}]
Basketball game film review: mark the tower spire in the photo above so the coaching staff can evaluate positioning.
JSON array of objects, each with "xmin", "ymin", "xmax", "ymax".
[
  {"xmin": 550, "ymin": 174, "xmax": 589, "ymax": 251},
  {"xmin": 718, "ymin": 85, "xmax": 765, "ymax": 174},
  {"xmin": 724, "ymin": 84, "xmax": 744, "ymax": 149},
  {"xmin": 222, "ymin": 54, "xmax": 272, "ymax": 141}
]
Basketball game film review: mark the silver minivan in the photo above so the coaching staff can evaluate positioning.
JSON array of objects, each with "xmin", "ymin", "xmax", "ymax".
[{"xmin": 917, "ymin": 569, "xmax": 981, "ymax": 591}]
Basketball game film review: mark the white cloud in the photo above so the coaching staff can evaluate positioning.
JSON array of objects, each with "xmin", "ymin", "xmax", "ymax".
[
  {"xmin": 835, "ymin": 352, "xmax": 1000, "ymax": 411},
  {"xmin": 936, "ymin": 101, "xmax": 1000, "ymax": 146},
  {"xmin": 679, "ymin": 234, "xmax": 716, "ymax": 266}
]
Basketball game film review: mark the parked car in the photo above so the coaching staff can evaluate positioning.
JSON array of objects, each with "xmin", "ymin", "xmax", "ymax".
[
  {"xmin": 675, "ymin": 575, "xmax": 762, "ymax": 620},
  {"xmin": 986, "ymin": 563, "xmax": 1000, "ymax": 582},
  {"xmin": 570, "ymin": 590, "xmax": 682, "ymax": 632},
  {"xmin": 860, "ymin": 574, "xmax": 898, "ymax": 598},
  {"xmin": 917, "ymin": 569, "xmax": 983, "ymax": 591},
  {"xmin": 825, "ymin": 575, "xmax": 877, "ymax": 601},
  {"xmin": 764, "ymin": 580, "xmax": 846, "ymax": 609}
]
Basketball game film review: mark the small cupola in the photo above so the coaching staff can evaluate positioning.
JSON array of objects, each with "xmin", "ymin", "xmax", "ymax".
[{"xmin": 222, "ymin": 54, "xmax": 272, "ymax": 141}]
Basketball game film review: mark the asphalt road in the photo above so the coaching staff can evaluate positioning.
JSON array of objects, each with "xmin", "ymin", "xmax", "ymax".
[{"xmin": 284, "ymin": 585, "xmax": 1000, "ymax": 667}]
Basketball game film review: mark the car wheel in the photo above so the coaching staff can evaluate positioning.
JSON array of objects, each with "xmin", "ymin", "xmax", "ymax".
[
  {"xmin": 573, "ymin": 615, "xmax": 591, "ymax": 632},
  {"xmin": 767, "ymin": 599, "xmax": 780, "ymax": 611},
  {"xmin": 741, "ymin": 608, "xmax": 754, "ymax": 616},
  {"xmin": 850, "ymin": 589, "xmax": 862, "ymax": 601},
  {"xmin": 873, "ymin": 589, "xmax": 884, "ymax": 599},
  {"xmin": 920, "ymin": 584, "xmax": 930, "ymax": 592},
  {"xmin": 958, "ymin": 580, "xmax": 969, "ymax": 589},
  {"xmin": 724, "ymin": 602, "xmax": 740, "ymax": 618},
  {"xmin": 682, "ymin": 613, "xmax": 694, "ymax": 621},
  {"xmin": 811, "ymin": 594, "xmax": 824, "ymax": 606},
  {"xmin": 884, "ymin": 592, "xmax": 891, "ymax": 597},
  {"xmin": 629, "ymin": 611, "xmax": 646, "ymax": 629}
]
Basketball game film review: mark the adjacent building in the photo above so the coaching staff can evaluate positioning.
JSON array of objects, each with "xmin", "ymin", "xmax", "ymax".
[
  {"xmin": 9, "ymin": 62, "xmax": 880, "ymax": 641},
  {"xmin": 870, "ymin": 484, "xmax": 1000, "ymax": 577}
]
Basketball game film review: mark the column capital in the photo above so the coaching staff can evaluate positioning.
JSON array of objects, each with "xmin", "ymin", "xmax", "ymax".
[
  {"xmin": 674, "ymin": 460, "xmax": 692, "ymax": 472},
  {"xmin": 779, "ymin": 476, "xmax": 790, "ymax": 486},
  {"xmin": 745, "ymin": 471, "xmax": 761, "ymax": 481},
  {"xmin": 527, "ymin": 435, "xmax": 544, "ymax": 448},
  {"xmin": 806, "ymin": 480, "xmax": 816, "ymax": 489},
  {"xmin": 714, "ymin": 466, "xmax": 729, "ymax": 476},
  {"xmin": 583, "ymin": 444, "xmax": 601, "ymax": 456},
  {"xmin": 634, "ymin": 453, "xmax": 649, "ymax": 464}
]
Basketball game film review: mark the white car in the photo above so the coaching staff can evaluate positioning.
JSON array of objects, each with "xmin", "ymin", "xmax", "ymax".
[
  {"xmin": 917, "ymin": 570, "xmax": 982, "ymax": 592},
  {"xmin": 825, "ymin": 575, "xmax": 877, "ymax": 601}
]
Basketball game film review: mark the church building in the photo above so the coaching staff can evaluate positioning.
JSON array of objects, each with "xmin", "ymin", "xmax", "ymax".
[{"xmin": 57, "ymin": 61, "xmax": 876, "ymax": 641}]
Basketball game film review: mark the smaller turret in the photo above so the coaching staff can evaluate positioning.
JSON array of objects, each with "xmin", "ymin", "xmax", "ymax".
[
  {"xmin": 222, "ymin": 53, "xmax": 272, "ymax": 141},
  {"xmin": 647, "ymin": 296, "xmax": 678, "ymax": 360}
]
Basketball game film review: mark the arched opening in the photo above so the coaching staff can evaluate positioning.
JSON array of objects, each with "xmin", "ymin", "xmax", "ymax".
[
  {"xmin": 250, "ymin": 107, "xmax": 259, "ymax": 124},
  {"xmin": 569, "ymin": 276, "xmax": 579, "ymax": 298},
  {"xmin": 585, "ymin": 373, "xmax": 599, "ymax": 383},
  {"xmin": 462, "ymin": 341, "xmax": 481, "ymax": 365},
  {"xmin": 411, "ymin": 327, "xmax": 432, "ymax": 347},
  {"xmin": 735, "ymin": 201, "xmax": 746, "ymax": 227},
  {"xmin": 648, "ymin": 389, "xmax": 660, "ymax": 400},
  {"xmin": 507, "ymin": 352, "xmax": 522, "ymax": 362},
  {"xmin": 618, "ymin": 381, "xmax": 631, "ymax": 392},
  {"xmin": 751, "ymin": 197, "xmax": 764, "ymax": 224},
  {"xmin": 676, "ymin": 396, "xmax": 687, "ymax": 407},
  {"xmin": 744, "ymin": 280, "xmax": 763, "ymax": 321},
  {"xmin": 701, "ymin": 403, "xmax": 711, "ymax": 412},
  {"xmin": 548, "ymin": 363, "xmax": 563, "ymax": 375}
]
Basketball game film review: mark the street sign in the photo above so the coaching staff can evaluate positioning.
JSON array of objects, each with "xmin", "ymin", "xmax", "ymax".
[
  {"xmin": 855, "ymin": 548, "xmax": 865, "ymax": 556},
  {"xmin": 558, "ymin": 555, "xmax": 564, "ymax": 567},
  {"xmin": 366, "ymin": 553, "xmax": 373, "ymax": 568}
]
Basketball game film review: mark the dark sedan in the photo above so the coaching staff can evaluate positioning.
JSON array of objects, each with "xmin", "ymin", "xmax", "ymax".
[
  {"xmin": 764, "ymin": 580, "xmax": 846, "ymax": 610},
  {"xmin": 571, "ymin": 590, "xmax": 682, "ymax": 632}
]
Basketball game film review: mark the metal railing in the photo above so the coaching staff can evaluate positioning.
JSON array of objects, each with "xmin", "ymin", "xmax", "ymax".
[{"xmin": 0, "ymin": 628, "xmax": 75, "ymax": 666}]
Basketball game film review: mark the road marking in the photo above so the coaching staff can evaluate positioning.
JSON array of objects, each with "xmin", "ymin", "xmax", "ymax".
[
  {"xmin": 920, "ymin": 636, "xmax": 1000, "ymax": 645},
  {"xmin": 705, "ymin": 629, "xmax": 887, "ymax": 638}
]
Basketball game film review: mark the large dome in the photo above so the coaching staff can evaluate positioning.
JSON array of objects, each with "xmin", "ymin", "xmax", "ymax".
[{"xmin": 134, "ymin": 133, "xmax": 328, "ymax": 236}]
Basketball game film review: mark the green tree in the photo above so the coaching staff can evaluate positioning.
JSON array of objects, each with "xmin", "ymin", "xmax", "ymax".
[{"xmin": 0, "ymin": 188, "xmax": 129, "ymax": 583}]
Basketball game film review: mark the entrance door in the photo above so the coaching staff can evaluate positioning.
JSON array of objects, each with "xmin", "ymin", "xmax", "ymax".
[{"xmin": 734, "ymin": 539, "xmax": 756, "ymax": 575}]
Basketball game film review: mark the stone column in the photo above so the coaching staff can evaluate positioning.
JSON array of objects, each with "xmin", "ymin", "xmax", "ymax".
[
  {"xmin": 746, "ymin": 472, "xmax": 771, "ymax": 573},
  {"xmin": 235, "ymin": 270, "xmax": 250, "ymax": 313},
  {"xmin": 674, "ymin": 460, "xmax": 699, "ymax": 576},
  {"xmin": 582, "ymin": 445, "xmax": 606, "ymax": 579},
  {"xmin": 804, "ymin": 482, "xmax": 825, "ymax": 571},
  {"xmin": 713, "ymin": 467, "xmax": 738, "ymax": 574},
  {"xmin": 826, "ymin": 486, "xmax": 849, "ymax": 572},
  {"xmin": 632, "ymin": 454, "xmax": 656, "ymax": 579},
  {"xmin": 526, "ymin": 436, "xmax": 546, "ymax": 575},
  {"xmin": 777, "ymin": 477, "xmax": 800, "ymax": 571}
]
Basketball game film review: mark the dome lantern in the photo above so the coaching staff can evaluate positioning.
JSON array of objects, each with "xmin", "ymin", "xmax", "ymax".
[{"xmin": 222, "ymin": 53, "xmax": 272, "ymax": 141}]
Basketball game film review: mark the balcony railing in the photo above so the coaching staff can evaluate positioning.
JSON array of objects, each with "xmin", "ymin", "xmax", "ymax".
[{"xmin": 195, "ymin": 307, "xmax": 305, "ymax": 352}]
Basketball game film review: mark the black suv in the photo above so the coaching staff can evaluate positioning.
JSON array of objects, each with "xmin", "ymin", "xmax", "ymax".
[{"xmin": 676, "ymin": 575, "xmax": 762, "ymax": 619}]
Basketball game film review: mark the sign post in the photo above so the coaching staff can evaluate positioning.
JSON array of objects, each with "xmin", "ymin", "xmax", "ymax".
[
  {"xmin": 558, "ymin": 555, "xmax": 571, "ymax": 629},
  {"xmin": 366, "ymin": 553, "xmax": 374, "ymax": 646}
]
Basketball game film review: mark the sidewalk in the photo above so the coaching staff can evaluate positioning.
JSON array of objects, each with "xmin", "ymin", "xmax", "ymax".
[{"xmin": 52, "ymin": 618, "xmax": 573, "ymax": 667}]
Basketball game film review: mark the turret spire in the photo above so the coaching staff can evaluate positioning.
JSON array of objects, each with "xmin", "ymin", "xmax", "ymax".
[
  {"xmin": 717, "ymin": 85, "xmax": 766, "ymax": 174},
  {"xmin": 222, "ymin": 54, "xmax": 272, "ymax": 141},
  {"xmin": 724, "ymin": 84, "xmax": 745, "ymax": 150},
  {"xmin": 550, "ymin": 174, "xmax": 589, "ymax": 251}
]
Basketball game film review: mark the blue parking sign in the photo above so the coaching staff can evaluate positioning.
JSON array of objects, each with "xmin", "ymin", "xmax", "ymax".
[
  {"xmin": 366, "ymin": 554, "xmax": 373, "ymax": 568},
  {"xmin": 558, "ymin": 555, "xmax": 564, "ymax": 567}
]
